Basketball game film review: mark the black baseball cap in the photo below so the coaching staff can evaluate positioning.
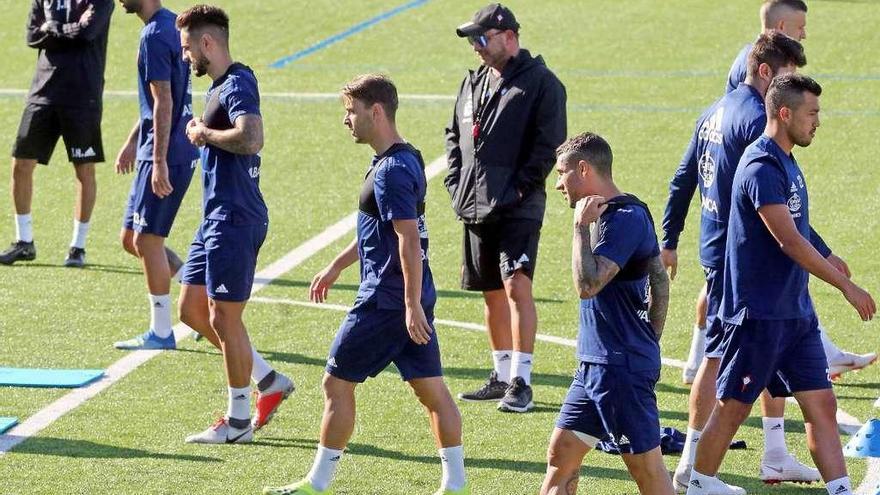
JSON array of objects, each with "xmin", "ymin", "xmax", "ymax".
[{"xmin": 456, "ymin": 3, "xmax": 520, "ymax": 37}]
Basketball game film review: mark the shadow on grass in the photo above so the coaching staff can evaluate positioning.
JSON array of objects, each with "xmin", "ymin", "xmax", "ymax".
[
  {"xmin": 8, "ymin": 436, "xmax": 221, "ymax": 462},
  {"xmin": 2, "ymin": 262, "xmax": 141, "ymax": 275},
  {"xmin": 660, "ymin": 409, "xmax": 808, "ymax": 433},
  {"xmin": 255, "ymin": 436, "xmax": 631, "ymax": 479},
  {"xmin": 260, "ymin": 278, "xmax": 564, "ymax": 303},
  {"xmin": 655, "ymin": 381, "xmax": 691, "ymax": 396}
]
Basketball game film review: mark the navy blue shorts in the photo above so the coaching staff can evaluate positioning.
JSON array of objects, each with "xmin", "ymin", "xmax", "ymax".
[
  {"xmin": 122, "ymin": 159, "xmax": 197, "ymax": 237},
  {"xmin": 716, "ymin": 314, "xmax": 830, "ymax": 404},
  {"xmin": 556, "ymin": 362, "xmax": 661, "ymax": 455},
  {"xmin": 325, "ymin": 300, "xmax": 443, "ymax": 383},
  {"xmin": 180, "ymin": 219, "xmax": 267, "ymax": 302},
  {"xmin": 703, "ymin": 266, "xmax": 725, "ymax": 358}
]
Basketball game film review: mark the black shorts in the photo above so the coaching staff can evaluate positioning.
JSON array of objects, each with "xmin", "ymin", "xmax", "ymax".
[
  {"xmin": 12, "ymin": 103, "xmax": 104, "ymax": 165},
  {"xmin": 461, "ymin": 219, "xmax": 541, "ymax": 291}
]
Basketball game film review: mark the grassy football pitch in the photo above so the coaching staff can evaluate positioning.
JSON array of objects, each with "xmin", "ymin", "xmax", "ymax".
[{"xmin": 0, "ymin": 1, "xmax": 878, "ymax": 493}]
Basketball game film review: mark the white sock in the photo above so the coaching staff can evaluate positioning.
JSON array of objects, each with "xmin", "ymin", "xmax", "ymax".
[
  {"xmin": 762, "ymin": 417, "xmax": 787, "ymax": 459},
  {"xmin": 687, "ymin": 325, "xmax": 707, "ymax": 365},
  {"xmin": 439, "ymin": 445, "xmax": 466, "ymax": 491},
  {"xmin": 70, "ymin": 220, "xmax": 89, "ymax": 249},
  {"xmin": 15, "ymin": 214, "xmax": 33, "ymax": 242},
  {"xmin": 492, "ymin": 350, "xmax": 512, "ymax": 383},
  {"xmin": 226, "ymin": 385, "xmax": 250, "ymax": 421},
  {"xmin": 687, "ymin": 470, "xmax": 713, "ymax": 495},
  {"xmin": 251, "ymin": 347, "xmax": 273, "ymax": 384},
  {"xmin": 512, "ymin": 351, "xmax": 533, "ymax": 385},
  {"xmin": 307, "ymin": 445, "xmax": 343, "ymax": 491},
  {"xmin": 149, "ymin": 294, "xmax": 173, "ymax": 338},
  {"xmin": 681, "ymin": 427, "xmax": 701, "ymax": 467},
  {"xmin": 819, "ymin": 325, "xmax": 844, "ymax": 361},
  {"xmin": 826, "ymin": 476, "xmax": 852, "ymax": 495}
]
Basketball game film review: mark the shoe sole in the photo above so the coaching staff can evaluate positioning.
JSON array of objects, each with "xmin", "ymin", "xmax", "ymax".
[
  {"xmin": 457, "ymin": 395, "xmax": 506, "ymax": 403},
  {"xmin": 830, "ymin": 355, "xmax": 878, "ymax": 380},
  {"xmin": 497, "ymin": 400, "xmax": 534, "ymax": 413},
  {"xmin": 0, "ymin": 254, "xmax": 36, "ymax": 265},
  {"xmin": 253, "ymin": 383, "xmax": 295, "ymax": 431}
]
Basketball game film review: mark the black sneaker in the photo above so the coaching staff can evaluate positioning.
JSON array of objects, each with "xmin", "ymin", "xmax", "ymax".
[
  {"xmin": 498, "ymin": 376, "xmax": 534, "ymax": 413},
  {"xmin": 64, "ymin": 247, "xmax": 86, "ymax": 268},
  {"xmin": 0, "ymin": 240, "xmax": 36, "ymax": 265},
  {"xmin": 457, "ymin": 371, "xmax": 509, "ymax": 402}
]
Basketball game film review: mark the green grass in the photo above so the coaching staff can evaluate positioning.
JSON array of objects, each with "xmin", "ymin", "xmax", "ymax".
[{"xmin": 0, "ymin": 0, "xmax": 879, "ymax": 493}]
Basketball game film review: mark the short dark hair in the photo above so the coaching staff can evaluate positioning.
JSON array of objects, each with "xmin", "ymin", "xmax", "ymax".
[
  {"xmin": 176, "ymin": 4, "xmax": 229, "ymax": 40},
  {"xmin": 341, "ymin": 74, "xmax": 399, "ymax": 121},
  {"xmin": 556, "ymin": 132, "xmax": 613, "ymax": 177},
  {"xmin": 747, "ymin": 31, "xmax": 806, "ymax": 79},
  {"xmin": 766, "ymin": 73, "xmax": 822, "ymax": 116},
  {"xmin": 761, "ymin": 0, "xmax": 808, "ymax": 28}
]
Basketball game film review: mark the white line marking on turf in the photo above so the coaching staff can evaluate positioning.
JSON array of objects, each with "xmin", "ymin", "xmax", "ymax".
[
  {"xmin": 0, "ymin": 155, "xmax": 446, "ymax": 455},
  {"xmin": 251, "ymin": 294, "xmax": 879, "ymax": 491},
  {"xmin": 0, "ymin": 88, "xmax": 455, "ymax": 102}
]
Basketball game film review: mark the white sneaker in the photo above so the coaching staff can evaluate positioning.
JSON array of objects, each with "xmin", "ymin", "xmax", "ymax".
[
  {"xmin": 828, "ymin": 351, "xmax": 877, "ymax": 380},
  {"xmin": 683, "ymin": 326, "xmax": 706, "ymax": 385},
  {"xmin": 686, "ymin": 474, "xmax": 746, "ymax": 495},
  {"xmin": 185, "ymin": 417, "xmax": 253, "ymax": 444},
  {"xmin": 874, "ymin": 396, "xmax": 880, "ymax": 408},
  {"xmin": 673, "ymin": 463, "xmax": 692, "ymax": 494},
  {"xmin": 759, "ymin": 452, "xmax": 820, "ymax": 484}
]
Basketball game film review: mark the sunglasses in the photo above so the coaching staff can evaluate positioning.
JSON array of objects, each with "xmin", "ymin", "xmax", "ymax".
[{"xmin": 467, "ymin": 30, "xmax": 504, "ymax": 48}]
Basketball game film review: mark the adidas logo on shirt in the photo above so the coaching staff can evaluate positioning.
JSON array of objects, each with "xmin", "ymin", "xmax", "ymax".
[
  {"xmin": 215, "ymin": 284, "xmax": 230, "ymax": 294},
  {"xmin": 618, "ymin": 435, "xmax": 630, "ymax": 445}
]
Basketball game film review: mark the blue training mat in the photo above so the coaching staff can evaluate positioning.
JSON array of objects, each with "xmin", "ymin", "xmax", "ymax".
[
  {"xmin": 0, "ymin": 417, "xmax": 18, "ymax": 434},
  {"xmin": 0, "ymin": 367, "xmax": 104, "ymax": 388}
]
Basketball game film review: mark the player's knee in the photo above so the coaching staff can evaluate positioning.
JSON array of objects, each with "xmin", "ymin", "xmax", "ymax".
[
  {"xmin": 503, "ymin": 272, "xmax": 532, "ymax": 302},
  {"xmin": 322, "ymin": 375, "xmax": 353, "ymax": 402},
  {"xmin": 12, "ymin": 159, "xmax": 36, "ymax": 177},
  {"xmin": 120, "ymin": 230, "xmax": 136, "ymax": 256}
]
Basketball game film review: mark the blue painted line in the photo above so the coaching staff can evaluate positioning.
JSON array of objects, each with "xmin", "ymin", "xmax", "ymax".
[{"xmin": 270, "ymin": 0, "xmax": 430, "ymax": 69}]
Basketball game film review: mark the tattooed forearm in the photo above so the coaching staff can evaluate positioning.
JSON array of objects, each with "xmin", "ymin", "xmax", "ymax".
[
  {"xmin": 647, "ymin": 255, "xmax": 670, "ymax": 340},
  {"xmin": 572, "ymin": 225, "xmax": 619, "ymax": 299},
  {"xmin": 205, "ymin": 114, "xmax": 264, "ymax": 155}
]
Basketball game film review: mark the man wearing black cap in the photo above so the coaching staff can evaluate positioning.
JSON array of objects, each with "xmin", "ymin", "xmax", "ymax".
[{"xmin": 446, "ymin": 3, "xmax": 567, "ymax": 413}]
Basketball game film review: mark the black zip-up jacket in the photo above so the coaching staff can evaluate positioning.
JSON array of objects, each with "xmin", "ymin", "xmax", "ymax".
[
  {"xmin": 444, "ymin": 49, "xmax": 567, "ymax": 224},
  {"xmin": 25, "ymin": 0, "xmax": 114, "ymax": 109}
]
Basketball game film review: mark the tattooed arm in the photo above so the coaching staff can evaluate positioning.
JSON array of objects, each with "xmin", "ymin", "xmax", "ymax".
[
  {"xmin": 572, "ymin": 196, "xmax": 619, "ymax": 299},
  {"xmin": 646, "ymin": 255, "xmax": 670, "ymax": 341},
  {"xmin": 572, "ymin": 225, "xmax": 620, "ymax": 299}
]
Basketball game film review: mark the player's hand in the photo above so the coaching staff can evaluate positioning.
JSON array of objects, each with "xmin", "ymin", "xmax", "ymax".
[
  {"xmin": 405, "ymin": 303, "xmax": 433, "ymax": 345},
  {"xmin": 310, "ymin": 265, "xmax": 341, "ymax": 303},
  {"xmin": 661, "ymin": 248, "xmax": 678, "ymax": 281},
  {"xmin": 842, "ymin": 282, "xmax": 876, "ymax": 321},
  {"xmin": 186, "ymin": 118, "xmax": 207, "ymax": 147},
  {"xmin": 574, "ymin": 195, "xmax": 607, "ymax": 227},
  {"xmin": 115, "ymin": 140, "xmax": 137, "ymax": 174},
  {"xmin": 827, "ymin": 254, "xmax": 851, "ymax": 279},
  {"xmin": 80, "ymin": 4, "xmax": 94, "ymax": 25},
  {"xmin": 151, "ymin": 161, "xmax": 173, "ymax": 198}
]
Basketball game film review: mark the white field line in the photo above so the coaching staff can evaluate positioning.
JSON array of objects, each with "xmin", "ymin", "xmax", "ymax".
[
  {"xmin": 0, "ymin": 88, "xmax": 454, "ymax": 102},
  {"xmin": 251, "ymin": 295, "xmax": 877, "ymax": 492},
  {"xmin": 0, "ymin": 155, "xmax": 446, "ymax": 455}
]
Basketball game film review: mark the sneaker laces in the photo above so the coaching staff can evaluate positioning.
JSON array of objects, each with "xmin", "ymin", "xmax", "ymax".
[{"xmin": 210, "ymin": 416, "xmax": 227, "ymax": 430}]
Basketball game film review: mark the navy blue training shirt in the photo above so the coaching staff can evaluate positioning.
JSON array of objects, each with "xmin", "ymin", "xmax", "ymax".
[
  {"xmin": 136, "ymin": 8, "xmax": 197, "ymax": 164},
  {"xmin": 200, "ymin": 63, "xmax": 268, "ymax": 225},
  {"xmin": 578, "ymin": 197, "xmax": 661, "ymax": 372},
  {"xmin": 662, "ymin": 83, "xmax": 766, "ymax": 269},
  {"xmin": 355, "ymin": 143, "xmax": 436, "ymax": 311},
  {"xmin": 726, "ymin": 42, "xmax": 752, "ymax": 94},
  {"xmin": 723, "ymin": 135, "xmax": 816, "ymax": 324}
]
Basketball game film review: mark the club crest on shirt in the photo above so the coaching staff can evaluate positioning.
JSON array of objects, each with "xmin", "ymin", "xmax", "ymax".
[
  {"xmin": 698, "ymin": 152, "xmax": 716, "ymax": 188},
  {"xmin": 788, "ymin": 193, "xmax": 802, "ymax": 213}
]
